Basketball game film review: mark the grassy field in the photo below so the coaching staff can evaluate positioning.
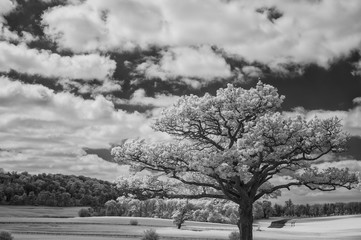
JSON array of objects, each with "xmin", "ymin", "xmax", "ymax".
[
  {"xmin": 0, "ymin": 205, "xmax": 83, "ymax": 218},
  {"xmin": 1, "ymin": 206, "xmax": 361, "ymax": 240}
]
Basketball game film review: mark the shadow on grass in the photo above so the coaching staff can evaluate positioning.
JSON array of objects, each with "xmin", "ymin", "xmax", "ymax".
[{"xmin": 268, "ymin": 219, "xmax": 291, "ymax": 228}]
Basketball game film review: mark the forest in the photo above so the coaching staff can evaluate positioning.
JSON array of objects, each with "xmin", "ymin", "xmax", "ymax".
[{"xmin": 0, "ymin": 170, "xmax": 122, "ymax": 207}]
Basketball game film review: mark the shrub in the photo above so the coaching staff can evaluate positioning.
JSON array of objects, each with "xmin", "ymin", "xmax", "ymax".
[
  {"xmin": 78, "ymin": 208, "xmax": 91, "ymax": 217},
  {"xmin": 141, "ymin": 229, "xmax": 159, "ymax": 240},
  {"xmin": 129, "ymin": 219, "xmax": 138, "ymax": 225},
  {"xmin": 229, "ymin": 231, "xmax": 240, "ymax": 240},
  {"xmin": 0, "ymin": 231, "xmax": 13, "ymax": 240}
]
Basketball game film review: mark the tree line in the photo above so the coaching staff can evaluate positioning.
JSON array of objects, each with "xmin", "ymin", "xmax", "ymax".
[
  {"xmin": 267, "ymin": 199, "xmax": 361, "ymax": 218},
  {"xmin": 0, "ymin": 170, "xmax": 122, "ymax": 207},
  {"xmin": 92, "ymin": 197, "xmax": 361, "ymax": 225},
  {"xmin": 1, "ymin": 169, "xmax": 360, "ymax": 222}
]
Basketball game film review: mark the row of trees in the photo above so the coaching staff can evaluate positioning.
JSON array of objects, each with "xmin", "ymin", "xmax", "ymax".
[
  {"xmin": 103, "ymin": 197, "xmax": 240, "ymax": 224},
  {"xmin": 0, "ymin": 170, "xmax": 122, "ymax": 207},
  {"xmin": 98, "ymin": 197, "xmax": 361, "ymax": 225},
  {"xmin": 269, "ymin": 199, "xmax": 361, "ymax": 218}
]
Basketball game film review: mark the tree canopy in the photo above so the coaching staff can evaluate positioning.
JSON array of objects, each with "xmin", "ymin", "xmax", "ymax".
[{"xmin": 112, "ymin": 82, "xmax": 359, "ymax": 240}]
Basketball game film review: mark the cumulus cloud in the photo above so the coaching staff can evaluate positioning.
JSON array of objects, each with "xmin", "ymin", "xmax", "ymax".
[
  {"xmin": 0, "ymin": 0, "xmax": 40, "ymax": 43},
  {"xmin": 136, "ymin": 46, "xmax": 233, "ymax": 82},
  {"xmin": 286, "ymin": 106, "xmax": 361, "ymax": 137},
  {"xmin": 352, "ymin": 60, "xmax": 361, "ymax": 76},
  {"xmin": 0, "ymin": 150, "xmax": 129, "ymax": 181},
  {"xmin": 41, "ymin": 0, "xmax": 361, "ymax": 69},
  {"xmin": 0, "ymin": 42, "xmax": 116, "ymax": 80},
  {"xmin": 313, "ymin": 159, "xmax": 361, "ymax": 172},
  {"xmin": 268, "ymin": 159, "xmax": 361, "ymax": 204},
  {"xmin": 58, "ymin": 78, "xmax": 121, "ymax": 95},
  {"xmin": 353, "ymin": 97, "xmax": 361, "ymax": 105},
  {"xmin": 117, "ymin": 88, "xmax": 180, "ymax": 108},
  {"xmin": 0, "ymin": 77, "xmax": 165, "ymax": 180},
  {"xmin": 0, "ymin": 0, "xmax": 15, "ymax": 20},
  {"xmin": 241, "ymin": 66, "xmax": 263, "ymax": 78}
]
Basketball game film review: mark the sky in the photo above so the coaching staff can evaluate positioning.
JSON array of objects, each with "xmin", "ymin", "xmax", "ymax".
[{"xmin": 1, "ymin": 0, "xmax": 361, "ymax": 204}]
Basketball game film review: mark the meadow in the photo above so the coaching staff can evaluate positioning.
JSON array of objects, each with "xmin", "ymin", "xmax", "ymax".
[{"xmin": 1, "ymin": 206, "xmax": 361, "ymax": 240}]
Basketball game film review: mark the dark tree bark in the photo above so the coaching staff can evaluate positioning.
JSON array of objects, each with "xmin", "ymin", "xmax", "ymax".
[{"xmin": 237, "ymin": 201, "xmax": 253, "ymax": 240}]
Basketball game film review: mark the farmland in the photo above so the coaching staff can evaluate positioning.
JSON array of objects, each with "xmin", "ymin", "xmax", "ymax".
[{"xmin": 1, "ymin": 206, "xmax": 361, "ymax": 240}]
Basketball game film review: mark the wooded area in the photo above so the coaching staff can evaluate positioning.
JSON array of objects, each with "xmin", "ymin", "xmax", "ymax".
[{"xmin": 0, "ymin": 170, "xmax": 122, "ymax": 207}]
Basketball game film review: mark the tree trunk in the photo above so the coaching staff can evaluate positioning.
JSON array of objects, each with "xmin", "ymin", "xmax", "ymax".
[{"xmin": 237, "ymin": 202, "xmax": 253, "ymax": 240}]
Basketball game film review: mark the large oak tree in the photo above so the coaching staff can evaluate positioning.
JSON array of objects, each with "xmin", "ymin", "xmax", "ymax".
[{"xmin": 112, "ymin": 82, "xmax": 359, "ymax": 240}]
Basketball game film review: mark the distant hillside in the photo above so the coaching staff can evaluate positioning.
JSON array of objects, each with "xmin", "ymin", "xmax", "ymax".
[{"xmin": 0, "ymin": 171, "xmax": 123, "ymax": 207}]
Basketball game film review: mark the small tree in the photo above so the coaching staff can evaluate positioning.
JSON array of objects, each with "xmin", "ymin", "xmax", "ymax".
[
  {"xmin": 141, "ymin": 229, "xmax": 159, "ymax": 240},
  {"xmin": 261, "ymin": 201, "xmax": 273, "ymax": 219},
  {"xmin": 112, "ymin": 82, "xmax": 359, "ymax": 240},
  {"xmin": 172, "ymin": 200, "xmax": 192, "ymax": 229},
  {"xmin": 78, "ymin": 208, "xmax": 91, "ymax": 217},
  {"xmin": 284, "ymin": 199, "xmax": 295, "ymax": 217}
]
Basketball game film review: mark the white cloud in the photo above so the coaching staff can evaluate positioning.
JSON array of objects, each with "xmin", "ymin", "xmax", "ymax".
[
  {"xmin": 0, "ymin": 0, "xmax": 15, "ymax": 19},
  {"xmin": 285, "ymin": 106, "xmax": 361, "ymax": 137},
  {"xmin": 345, "ymin": 106, "xmax": 361, "ymax": 135},
  {"xmin": 0, "ymin": 77, "xmax": 166, "ymax": 180},
  {"xmin": 352, "ymin": 60, "xmax": 361, "ymax": 76},
  {"xmin": 58, "ymin": 78, "xmax": 121, "ymax": 95},
  {"xmin": 0, "ymin": 26, "xmax": 39, "ymax": 43},
  {"xmin": 313, "ymin": 160, "xmax": 361, "ymax": 172},
  {"xmin": 41, "ymin": 0, "xmax": 361, "ymax": 69},
  {"xmin": 0, "ymin": 150, "xmax": 130, "ymax": 181},
  {"xmin": 242, "ymin": 66, "xmax": 263, "ymax": 78},
  {"xmin": 117, "ymin": 88, "xmax": 180, "ymax": 108},
  {"xmin": 353, "ymin": 97, "xmax": 361, "ymax": 105},
  {"xmin": 0, "ymin": 42, "xmax": 116, "ymax": 80},
  {"xmin": 269, "ymin": 159, "xmax": 361, "ymax": 204},
  {"xmin": 136, "ymin": 46, "xmax": 233, "ymax": 81},
  {"xmin": 0, "ymin": 0, "xmax": 39, "ymax": 43}
]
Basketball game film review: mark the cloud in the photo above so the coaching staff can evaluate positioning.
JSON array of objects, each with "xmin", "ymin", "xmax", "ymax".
[
  {"xmin": 269, "ymin": 159, "xmax": 361, "ymax": 204},
  {"xmin": 41, "ymin": 0, "xmax": 361, "ymax": 70},
  {"xmin": 0, "ymin": 42, "xmax": 116, "ymax": 80},
  {"xmin": 69, "ymin": 154, "xmax": 130, "ymax": 181},
  {"xmin": 285, "ymin": 106, "xmax": 361, "ymax": 138},
  {"xmin": 241, "ymin": 66, "xmax": 263, "ymax": 78},
  {"xmin": 0, "ymin": 0, "xmax": 15, "ymax": 19},
  {"xmin": 58, "ymin": 78, "xmax": 121, "ymax": 95},
  {"xmin": 124, "ymin": 88, "xmax": 180, "ymax": 108},
  {"xmin": 353, "ymin": 97, "xmax": 361, "ymax": 105},
  {"xmin": 352, "ymin": 60, "xmax": 361, "ymax": 76},
  {"xmin": 0, "ymin": 150, "xmax": 130, "ymax": 181},
  {"xmin": 42, "ymin": 0, "xmax": 164, "ymax": 52},
  {"xmin": 313, "ymin": 159, "xmax": 361, "ymax": 172},
  {"xmin": 0, "ymin": 0, "xmax": 40, "ymax": 44},
  {"xmin": 136, "ymin": 46, "xmax": 233, "ymax": 82},
  {"xmin": 0, "ymin": 77, "xmax": 165, "ymax": 180}
]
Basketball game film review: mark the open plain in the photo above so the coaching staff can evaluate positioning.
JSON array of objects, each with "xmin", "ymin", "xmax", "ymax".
[{"xmin": 0, "ymin": 206, "xmax": 361, "ymax": 240}]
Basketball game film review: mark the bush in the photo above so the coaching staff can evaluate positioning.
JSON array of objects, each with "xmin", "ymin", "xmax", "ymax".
[
  {"xmin": 129, "ymin": 219, "xmax": 138, "ymax": 225},
  {"xmin": 78, "ymin": 208, "xmax": 91, "ymax": 217},
  {"xmin": 141, "ymin": 229, "xmax": 159, "ymax": 240},
  {"xmin": 229, "ymin": 231, "xmax": 240, "ymax": 240},
  {"xmin": 0, "ymin": 231, "xmax": 13, "ymax": 240}
]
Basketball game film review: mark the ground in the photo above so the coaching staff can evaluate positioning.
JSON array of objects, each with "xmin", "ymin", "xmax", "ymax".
[{"xmin": 0, "ymin": 206, "xmax": 360, "ymax": 240}]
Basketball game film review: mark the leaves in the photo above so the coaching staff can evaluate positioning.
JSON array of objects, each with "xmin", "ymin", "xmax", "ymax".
[{"xmin": 112, "ymin": 82, "xmax": 359, "ymax": 204}]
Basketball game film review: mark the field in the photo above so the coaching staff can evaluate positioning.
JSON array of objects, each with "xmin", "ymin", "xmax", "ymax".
[{"xmin": 1, "ymin": 206, "xmax": 361, "ymax": 240}]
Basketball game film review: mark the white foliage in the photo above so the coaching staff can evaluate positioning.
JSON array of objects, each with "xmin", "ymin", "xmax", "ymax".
[{"xmin": 112, "ymin": 82, "xmax": 358, "ymax": 202}]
